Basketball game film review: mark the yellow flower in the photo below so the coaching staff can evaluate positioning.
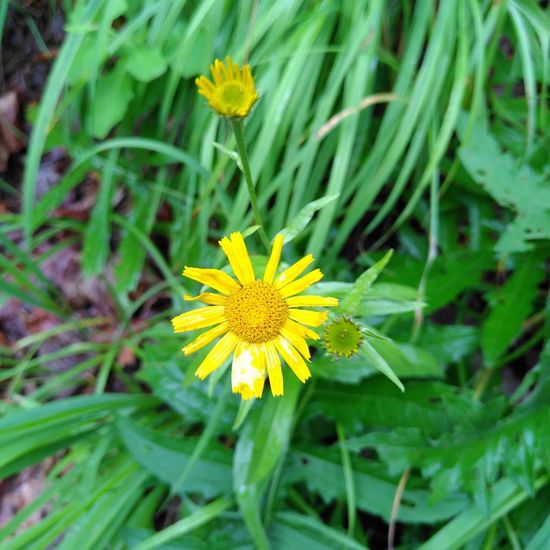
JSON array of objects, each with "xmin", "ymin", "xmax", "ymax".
[
  {"xmin": 195, "ymin": 56, "xmax": 259, "ymax": 118},
  {"xmin": 172, "ymin": 232, "xmax": 338, "ymax": 399}
]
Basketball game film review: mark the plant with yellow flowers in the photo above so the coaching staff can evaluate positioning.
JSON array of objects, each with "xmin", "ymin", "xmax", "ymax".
[
  {"xmin": 170, "ymin": 56, "xmax": 340, "ymax": 399},
  {"xmin": 195, "ymin": 56, "xmax": 259, "ymax": 119},
  {"xmin": 172, "ymin": 232, "xmax": 338, "ymax": 399}
]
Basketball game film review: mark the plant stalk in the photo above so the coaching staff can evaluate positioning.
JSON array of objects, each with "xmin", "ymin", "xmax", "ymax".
[{"xmin": 231, "ymin": 119, "xmax": 270, "ymax": 251}]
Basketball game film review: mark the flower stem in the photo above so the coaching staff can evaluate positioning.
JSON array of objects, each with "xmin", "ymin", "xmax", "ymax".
[{"xmin": 231, "ymin": 119, "xmax": 270, "ymax": 252}]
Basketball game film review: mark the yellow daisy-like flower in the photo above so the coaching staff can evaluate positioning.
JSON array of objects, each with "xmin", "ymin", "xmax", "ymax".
[
  {"xmin": 195, "ymin": 56, "xmax": 259, "ymax": 118},
  {"xmin": 172, "ymin": 232, "xmax": 338, "ymax": 399}
]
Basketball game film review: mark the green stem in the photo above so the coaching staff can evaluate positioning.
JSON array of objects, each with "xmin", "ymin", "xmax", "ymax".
[{"xmin": 231, "ymin": 119, "xmax": 270, "ymax": 251}]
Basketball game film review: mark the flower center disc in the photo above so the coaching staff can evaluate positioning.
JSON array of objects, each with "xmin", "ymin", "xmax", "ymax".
[
  {"xmin": 323, "ymin": 317, "xmax": 362, "ymax": 358},
  {"xmin": 225, "ymin": 281, "xmax": 288, "ymax": 344},
  {"xmin": 220, "ymin": 82, "xmax": 246, "ymax": 109}
]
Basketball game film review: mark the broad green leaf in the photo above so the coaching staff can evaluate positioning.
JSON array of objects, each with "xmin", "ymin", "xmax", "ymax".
[
  {"xmin": 425, "ymin": 250, "xmax": 494, "ymax": 312},
  {"xmin": 307, "ymin": 378, "xmax": 455, "ymax": 433},
  {"xmin": 270, "ymin": 512, "xmax": 367, "ymax": 550},
  {"xmin": 419, "ymin": 474, "xmax": 549, "ymax": 550},
  {"xmin": 459, "ymin": 120, "xmax": 550, "ymax": 253},
  {"xmin": 283, "ymin": 447, "xmax": 468, "ymax": 524},
  {"xmin": 138, "ymin": 342, "xmax": 238, "ymax": 432},
  {"xmin": 417, "ymin": 324, "xmax": 479, "ymax": 364},
  {"xmin": 233, "ymin": 377, "xmax": 300, "ymax": 550},
  {"xmin": 91, "ymin": 63, "xmax": 134, "ymax": 139},
  {"xmin": 481, "ymin": 251, "xmax": 544, "ymax": 365},
  {"xmin": 125, "ymin": 47, "xmax": 167, "ymax": 82},
  {"xmin": 526, "ymin": 513, "xmax": 550, "ymax": 550},
  {"xmin": 117, "ymin": 416, "xmax": 232, "ymax": 498}
]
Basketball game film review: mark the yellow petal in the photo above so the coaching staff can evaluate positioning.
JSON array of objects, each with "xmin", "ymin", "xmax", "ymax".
[
  {"xmin": 284, "ymin": 318, "xmax": 320, "ymax": 341},
  {"xmin": 288, "ymin": 309, "xmax": 328, "ymax": 327},
  {"xmin": 231, "ymin": 342, "xmax": 266, "ymax": 399},
  {"xmin": 211, "ymin": 60, "xmax": 223, "ymax": 85},
  {"xmin": 183, "ymin": 267, "xmax": 240, "ymax": 295},
  {"xmin": 280, "ymin": 324, "xmax": 311, "ymax": 360},
  {"xmin": 182, "ymin": 322, "xmax": 228, "ymax": 356},
  {"xmin": 225, "ymin": 56, "xmax": 234, "ymax": 78},
  {"xmin": 279, "ymin": 269, "xmax": 324, "ymax": 298},
  {"xmin": 195, "ymin": 332, "xmax": 239, "ymax": 380},
  {"xmin": 172, "ymin": 306, "xmax": 225, "ymax": 333},
  {"xmin": 230, "ymin": 232, "xmax": 255, "ymax": 281},
  {"xmin": 196, "ymin": 76, "xmax": 215, "ymax": 93},
  {"xmin": 274, "ymin": 255, "xmax": 314, "ymax": 289},
  {"xmin": 184, "ymin": 292, "xmax": 227, "ymax": 305},
  {"xmin": 274, "ymin": 336, "xmax": 311, "ymax": 383},
  {"xmin": 286, "ymin": 295, "xmax": 339, "ymax": 308},
  {"xmin": 263, "ymin": 234, "xmax": 284, "ymax": 283},
  {"xmin": 265, "ymin": 341, "xmax": 283, "ymax": 396},
  {"xmin": 219, "ymin": 233, "xmax": 255, "ymax": 284},
  {"xmin": 243, "ymin": 65, "xmax": 253, "ymax": 88}
]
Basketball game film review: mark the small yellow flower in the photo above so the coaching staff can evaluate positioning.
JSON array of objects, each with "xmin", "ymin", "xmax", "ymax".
[
  {"xmin": 195, "ymin": 56, "xmax": 259, "ymax": 118},
  {"xmin": 172, "ymin": 232, "xmax": 338, "ymax": 399}
]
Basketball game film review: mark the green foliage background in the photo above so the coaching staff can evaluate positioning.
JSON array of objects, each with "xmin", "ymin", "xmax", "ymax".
[{"xmin": 1, "ymin": 0, "xmax": 549, "ymax": 548}]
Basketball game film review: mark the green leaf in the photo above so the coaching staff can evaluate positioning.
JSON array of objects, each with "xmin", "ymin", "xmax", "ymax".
[
  {"xmin": 481, "ymin": 251, "xmax": 544, "ymax": 365},
  {"xmin": 91, "ymin": 63, "xmax": 134, "ymax": 139},
  {"xmin": 341, "ymin": 250, "xmax": 393, "ymax": 314},
  {"xmin": 284, "ymin": 447, "xmax": 468, "ymax": 524},
  {"xmin": 138, "ymin": 344, "xmax": 238, "ymax": 432},
  {"xmin": 419, "ymin": 474, "xmax": 549, "ymax": 550},
  {"xmin": 131, "ymin": 497, "xmax": 232, "ymax": 550},
  {"xmin": 359, "ymin": 282, "xmax": 425, "ymax": 316},
  {"xmin": 425, "ymin": 250, "xmax": 494, "ymax": 312},
  {"xmin": 459, "ymin": 120, "xmax": 550, "ymax": 253},
  {"xmin": 270, "ymin": 512, "xmax": 367, "ymax": 550},
  {"xmin": 361, "ymin": 339, "xmax": 404, "ymax": 392},
  {"xmin": 307, "ymin": 378, "xmax": 455, "ymax": 433},
  {"xmin": 280, "ymin": 194, "xmax": 339, "ymax": 243},
  {"xmin": 417, "ymin": 324, "xmax": 479, "ymax": 364},
  {"xmin": 526, "ymin": 513, "xmax": 550, "ymax": 550},
  {"xmin": 369, "ymin": 338, "xmax": 444, "ymax": 379},
  {"xmin": 82, "ymin": 149, "xmax": 118, "ymax": 277},
  {"xmin": 117, "ymin": 416, "xmax": 233, "ymax": 498},
  {"xmin": 212, "ymin": 141, "xmax": 242, "ymax": 171},
  {"xmin": 233, "ymin": 377, "xmax": 301, "ymax": 550},
  {"xmin": 125, "ymin": 47, "xmax": 167, "ymax": 82}
]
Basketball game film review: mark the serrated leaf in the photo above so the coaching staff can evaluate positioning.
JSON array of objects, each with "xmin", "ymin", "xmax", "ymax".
[
  {"xmin": 459, "ymin": 121, "xmax": 550, "ymax": 253},
  {"xmin": 481, "ymin": 251, "xmax": 544, "ymax": 365},
  {"xmin": 425, "ymin": 250, "xmax": 493, "ymax": 312},
  {"xmin": 283, "ymin": 447, "xmax": 468, "ymax": 524}
]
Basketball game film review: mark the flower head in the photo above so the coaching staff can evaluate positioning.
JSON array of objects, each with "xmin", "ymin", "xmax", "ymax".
[
  {"xmin": 195, "ymin": 56, "xmax": 259, "ymax": 118},
  {"xmin": 322, "ymin": 315, "xmax": 363, "ymax": 359},
  {"xmin": 172, "ymin": 232, "xmax": 338, "ymax": 399}
]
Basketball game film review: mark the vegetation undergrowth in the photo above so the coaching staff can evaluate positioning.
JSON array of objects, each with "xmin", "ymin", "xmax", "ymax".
[{"xmin": 0, "ymin": 1, "xmax": 548, "ymax": 549}]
